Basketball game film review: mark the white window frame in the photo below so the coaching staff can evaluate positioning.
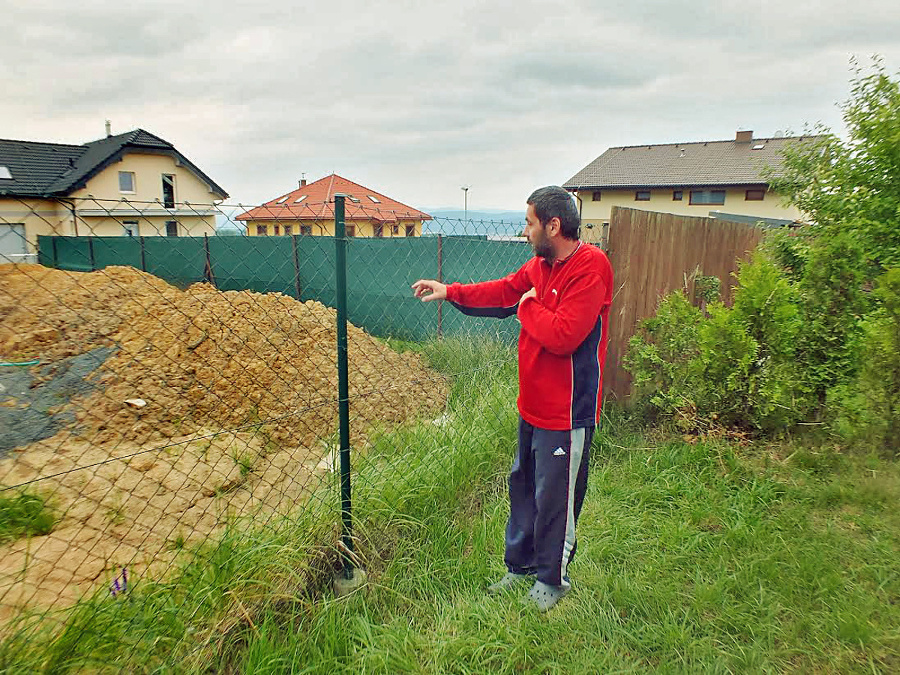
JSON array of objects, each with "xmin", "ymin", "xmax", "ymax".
[
  {"xmin": 122, "ymin": 220, "xmax": 139, "ymax": 237},
  {"xmin": 119, "ymin": 171, "xmax": 136, "ymax": 193},
  {"xmin": 162, "ymin": 174, "xmax": 176, "ymax": 208}
]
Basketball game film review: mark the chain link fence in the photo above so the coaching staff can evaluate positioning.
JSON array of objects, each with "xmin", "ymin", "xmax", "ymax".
[{"xmin": 0, "ymin": 195, "xmax": 532, "ymax": 669}]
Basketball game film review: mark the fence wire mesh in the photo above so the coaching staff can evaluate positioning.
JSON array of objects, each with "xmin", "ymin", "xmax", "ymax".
[{"xmin": 0, "ymin": 196, "xmax": 530, "ymax": 669}]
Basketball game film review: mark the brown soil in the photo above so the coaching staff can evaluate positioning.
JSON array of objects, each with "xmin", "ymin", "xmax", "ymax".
[{"xmin": 0, "ymin": 264, "xmax": 448, "ymax": 625}]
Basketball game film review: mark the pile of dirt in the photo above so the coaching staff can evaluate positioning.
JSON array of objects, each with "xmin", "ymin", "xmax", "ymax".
[
  {"xmin": 0, "ymin": 264, "xmax": 445, "ymax": 449},
  {"xmin": 0, "ymin": 263, "xmax": 448, "ymax": 622}
]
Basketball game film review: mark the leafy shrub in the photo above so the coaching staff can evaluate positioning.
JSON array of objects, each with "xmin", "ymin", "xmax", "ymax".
[
  {"xmin": 829, "ymin": 268, "xmax": 900, "ymax": 453},
  {"xmin": 773, "ymin": 60, "xmax": 900, "ymax": 275},
  {"xmin": 626, "ymin": 253, "xmax": 807, "ymax": 432},
  {"xmin": 762, "ymin": 228, "xmax": 810, "ymax": 284},
  {"xmin": 794, "ymin": 230, "xmax": 868, "ymax": 404},
  {"xmin": 624, "ymin": 291, "xmax": 703, "ymax": 420},
  {"xmin": 627, "ymin": 62, "xmax": 900, "ymax": 443}
]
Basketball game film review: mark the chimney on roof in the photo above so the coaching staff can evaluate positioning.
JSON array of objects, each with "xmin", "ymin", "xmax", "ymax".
[
  {"xmin": 105, "ymin": 120, "xmax": 112, "ymax": 138},
  {"xmin": 299, "ymin": 173, "xmax": 307, "ymax": 188},
  {"xmin": 736, "ymin": 129, "xmax": 753, "ymax": 143}
]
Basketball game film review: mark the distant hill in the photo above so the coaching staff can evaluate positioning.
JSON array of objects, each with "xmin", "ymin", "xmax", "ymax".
[
  {"xmin": 421, "ymin": 208, "xmax": 526, "ymax": 236},
  {"xmin": 215, "ymin": 213, "xmax": 245, "ymax": 235},
  {"xmin": 214, "ymin": 208, "xmax": 527, "ymax": 237}
]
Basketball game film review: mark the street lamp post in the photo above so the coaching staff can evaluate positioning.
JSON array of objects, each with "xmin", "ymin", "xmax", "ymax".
[{"xmin": 461, "ymin": 185, "xmax": 469, "ymax": 231}]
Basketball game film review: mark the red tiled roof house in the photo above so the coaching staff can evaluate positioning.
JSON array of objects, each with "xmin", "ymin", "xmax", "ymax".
[{"xmin": 236, "ymin": 174, "xmax": 432, "ymax": 238}]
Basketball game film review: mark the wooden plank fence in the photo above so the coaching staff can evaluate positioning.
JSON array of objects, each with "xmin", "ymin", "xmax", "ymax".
[{"xmin": 603, "ymin": 207, "xmax": 766, "ymax": 401}]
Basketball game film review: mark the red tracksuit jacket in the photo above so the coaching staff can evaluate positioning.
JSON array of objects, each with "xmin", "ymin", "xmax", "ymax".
[{"xmin": 445, "ymin": 241, "xmax": 613, "ymax": 431}]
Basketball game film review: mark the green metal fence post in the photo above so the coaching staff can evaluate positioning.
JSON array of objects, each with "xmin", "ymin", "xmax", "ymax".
[
  {"xmin": 437, "ymin": 234, "xmax": 443, "ymax": 338},
  {"xmin": 291, "ymin": 234, "xmax": 302, "ymax": 300},
  {"xmin": 51, "ymin": 237, "xmax": 58, "ymax": 269},
  {"xmin": 139, "ymin": 236, "xmax": 147, "ymax": 272},
  {"xmin": 203, "ymin": 234, "xmax": 216, "ymax": 288},
  {"xmin": 333, "ymin": 194, "xmax": 356, "ymax": 585}
]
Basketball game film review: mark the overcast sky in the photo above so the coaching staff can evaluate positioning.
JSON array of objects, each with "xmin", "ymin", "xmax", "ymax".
[{"xmin": 3, "ymin": 0, "xmax": 900, "ymax": 211}]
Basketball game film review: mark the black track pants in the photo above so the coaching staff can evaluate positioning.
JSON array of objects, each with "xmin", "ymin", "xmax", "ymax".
[{"xmin": 504, "ymin": 417, "xmax": 593, "ymax": 588}]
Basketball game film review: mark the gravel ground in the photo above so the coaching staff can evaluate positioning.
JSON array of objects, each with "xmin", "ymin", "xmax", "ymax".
[{"xmin": 0, "ymin": 347, "xmax": 113, "ymax": 457}]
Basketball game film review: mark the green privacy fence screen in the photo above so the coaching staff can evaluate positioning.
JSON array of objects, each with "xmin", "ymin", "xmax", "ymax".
[{"xmin": 37, "ymin": 234, "xmax": 533, "ymax": 342}]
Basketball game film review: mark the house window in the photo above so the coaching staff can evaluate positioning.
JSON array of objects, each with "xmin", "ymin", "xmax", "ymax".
[
  {"xmin": 367, "ymin": 195, "xmax": 381, "ymax": 203},
  {"xmin": 165, "ymin": 220, "xmax": 178, "ymax": 237},
  {"xmin": 689, "ymin": 190, "xmax": 726, "ymax": 205},
  {"xmin": 405, "ymin": 224, "xmax": 415, "ymax": 237},
  {"xmin": 346, "ymin": 225, "xmax": 356, "ymax": 237},
  {"xmin": 274, "ymin": 224, "xmax": 280, "ymax": 235},
  {"xmin": 284, "ymin": 224, "xmax": 292, "ymax": 235},
  {"xmin": 592, "ymin": 191, "xmax": 602, "ymax": 202},
  {"xmin": 673, "ymin": 190, "xmax": 683, "ymax": 201},
  {"xmin": 256, "ymin": 225, "xmax": 267, "ymax": 236},
  {"xmin": 745, "ymin": 189, "xmax": 765, "ymax": 201},
  {"xmin": 119, "ymin": 171, "xmax": 136, "ymax": 193},
  {"xmin": 162, "ymin": 174, "xmax": 176, "ymax": 208},
  {"xmin": 635, "ymin": 190, "xmax": 650, "ymax": 201},
  {"xmin": 392, "ymin": 225, "xmax": 399, "ymax": 235},
  {"xmin": 300, "ymin": 225, "xmax": 312, "ymax": 236},
  {"xmin": 122, "ymin": 221, "xmax": 139, "ymax": 237},
  {"xmin": 373, "ymin": 224, "xmax": 384, "ymax": 238}
]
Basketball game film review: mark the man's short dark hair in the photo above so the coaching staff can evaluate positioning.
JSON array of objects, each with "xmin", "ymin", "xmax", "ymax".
[{"xmin": 527, "ymin": 186, "xmax": 580, "ymax": 239}]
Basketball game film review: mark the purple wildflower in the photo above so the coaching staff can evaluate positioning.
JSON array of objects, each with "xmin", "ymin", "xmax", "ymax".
[{"xmin": 109, "ymin": 567, "xmax": 129, "ymax": 598}]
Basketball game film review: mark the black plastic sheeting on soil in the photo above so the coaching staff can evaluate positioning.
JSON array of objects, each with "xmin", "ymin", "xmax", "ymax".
[{"xmin": 0, "ymin": 347, "xmax": 113, "ymax": 457}]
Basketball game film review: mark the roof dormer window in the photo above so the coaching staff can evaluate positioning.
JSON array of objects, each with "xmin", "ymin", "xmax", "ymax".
[
  {"xmin": 367, "ymin": 195, "xmax": 381, "ymax": 203},
  {"xmin": 294, "ymin": 195, "xmax": 307, "ymax": 203},
  {"xmin": 0, "ymin": 166, "xmax": 12, "ymax": 180},
  {"xmin": 276, "ymin": 195, "xmax": 289, "ymax": 204}
]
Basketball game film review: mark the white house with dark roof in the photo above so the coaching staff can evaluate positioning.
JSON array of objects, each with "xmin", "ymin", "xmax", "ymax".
[
  {"xmin": 563, "ymin": 130, "xmax": 823, "ymax": 243},
  {"xmin": 0, "ymin": 127, "xmax": 228, "ymax": 261}
]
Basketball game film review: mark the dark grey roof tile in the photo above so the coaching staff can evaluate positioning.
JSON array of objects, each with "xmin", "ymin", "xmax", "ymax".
[
  {"xmin": 563, "ymin": 135, "xmax": 826, "ymax": 189},
  {"xmin": 0, "ymin": 129, "xmax": 228, "ymax": 199}
]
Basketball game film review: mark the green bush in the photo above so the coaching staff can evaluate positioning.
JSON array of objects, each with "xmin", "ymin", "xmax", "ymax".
[
  {"xmin": 626, "ymin": 253, "xmax": 807, "ymax": 432},
  {"xmin": 624, "ymin": 291, "xmax": 703, "ymax": 420},
  {"xmin": 773, "ymin": 60, "xmax": 900, "ymax": 275},
  {"xmin": 795, "ymin": 230, "xmax": 868, "ymax": 404},
  {"xmin": 829, "ymin": 268, "xmax": 900, "ymax": 453},
  {"xmin": 761, "ymin": 228, "xmax": 810, "ymax": 284},
  {"xmin": 627, "ymin": 62, "xmax": 900, "ymax": 443}
]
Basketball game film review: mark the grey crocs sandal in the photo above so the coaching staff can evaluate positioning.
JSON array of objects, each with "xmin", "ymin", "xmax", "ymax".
[
  {"xmin": 523, "ymin": 580, "xmax": 570, "ymax": 612},
  {"xmin": 487, "ymin": 572, "xmax": 529, "ymax": 595}
]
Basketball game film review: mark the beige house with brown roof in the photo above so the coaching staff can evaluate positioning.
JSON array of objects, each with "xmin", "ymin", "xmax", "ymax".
[
  {"xmin": 0, "ymin": 128, "xmax": 228, "ymax": 261},
  {"xmin": 563, "ymin": 130, "xmax": 821, "ymax": 244}
]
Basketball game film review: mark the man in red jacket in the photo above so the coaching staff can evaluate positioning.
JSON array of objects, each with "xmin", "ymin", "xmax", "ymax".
[{"xmin": 412, "ymin": 186, "xmax": 614, "ymax": 611}]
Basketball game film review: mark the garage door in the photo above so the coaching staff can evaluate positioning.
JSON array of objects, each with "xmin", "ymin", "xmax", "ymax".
[{"xmin": 0, "ymin": 224, "xmax": 29, "ymax": 263}]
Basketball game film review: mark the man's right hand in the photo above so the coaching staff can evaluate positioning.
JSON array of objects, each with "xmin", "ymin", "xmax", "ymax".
[{"xmin": 412, "ymin": 279, "xmax": 447, "ymax": 302}]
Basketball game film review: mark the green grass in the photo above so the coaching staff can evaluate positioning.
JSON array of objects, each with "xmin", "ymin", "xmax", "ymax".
[
  {"xmin": 219, "ymin": 432, "xmax": 899, "ymax": 674},
  {"xmin": 0, "ymin": 491, "xmax": 55, "ymax": 543},
  {"xmin": 2, "ymin": 337, "xmax": 899, "ymax": 673}
]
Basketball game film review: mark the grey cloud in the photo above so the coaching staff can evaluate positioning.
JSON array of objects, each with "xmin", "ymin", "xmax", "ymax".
[{"xmin": 2, "ymin": 0, "xmax": 900, "ymax": 210}]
